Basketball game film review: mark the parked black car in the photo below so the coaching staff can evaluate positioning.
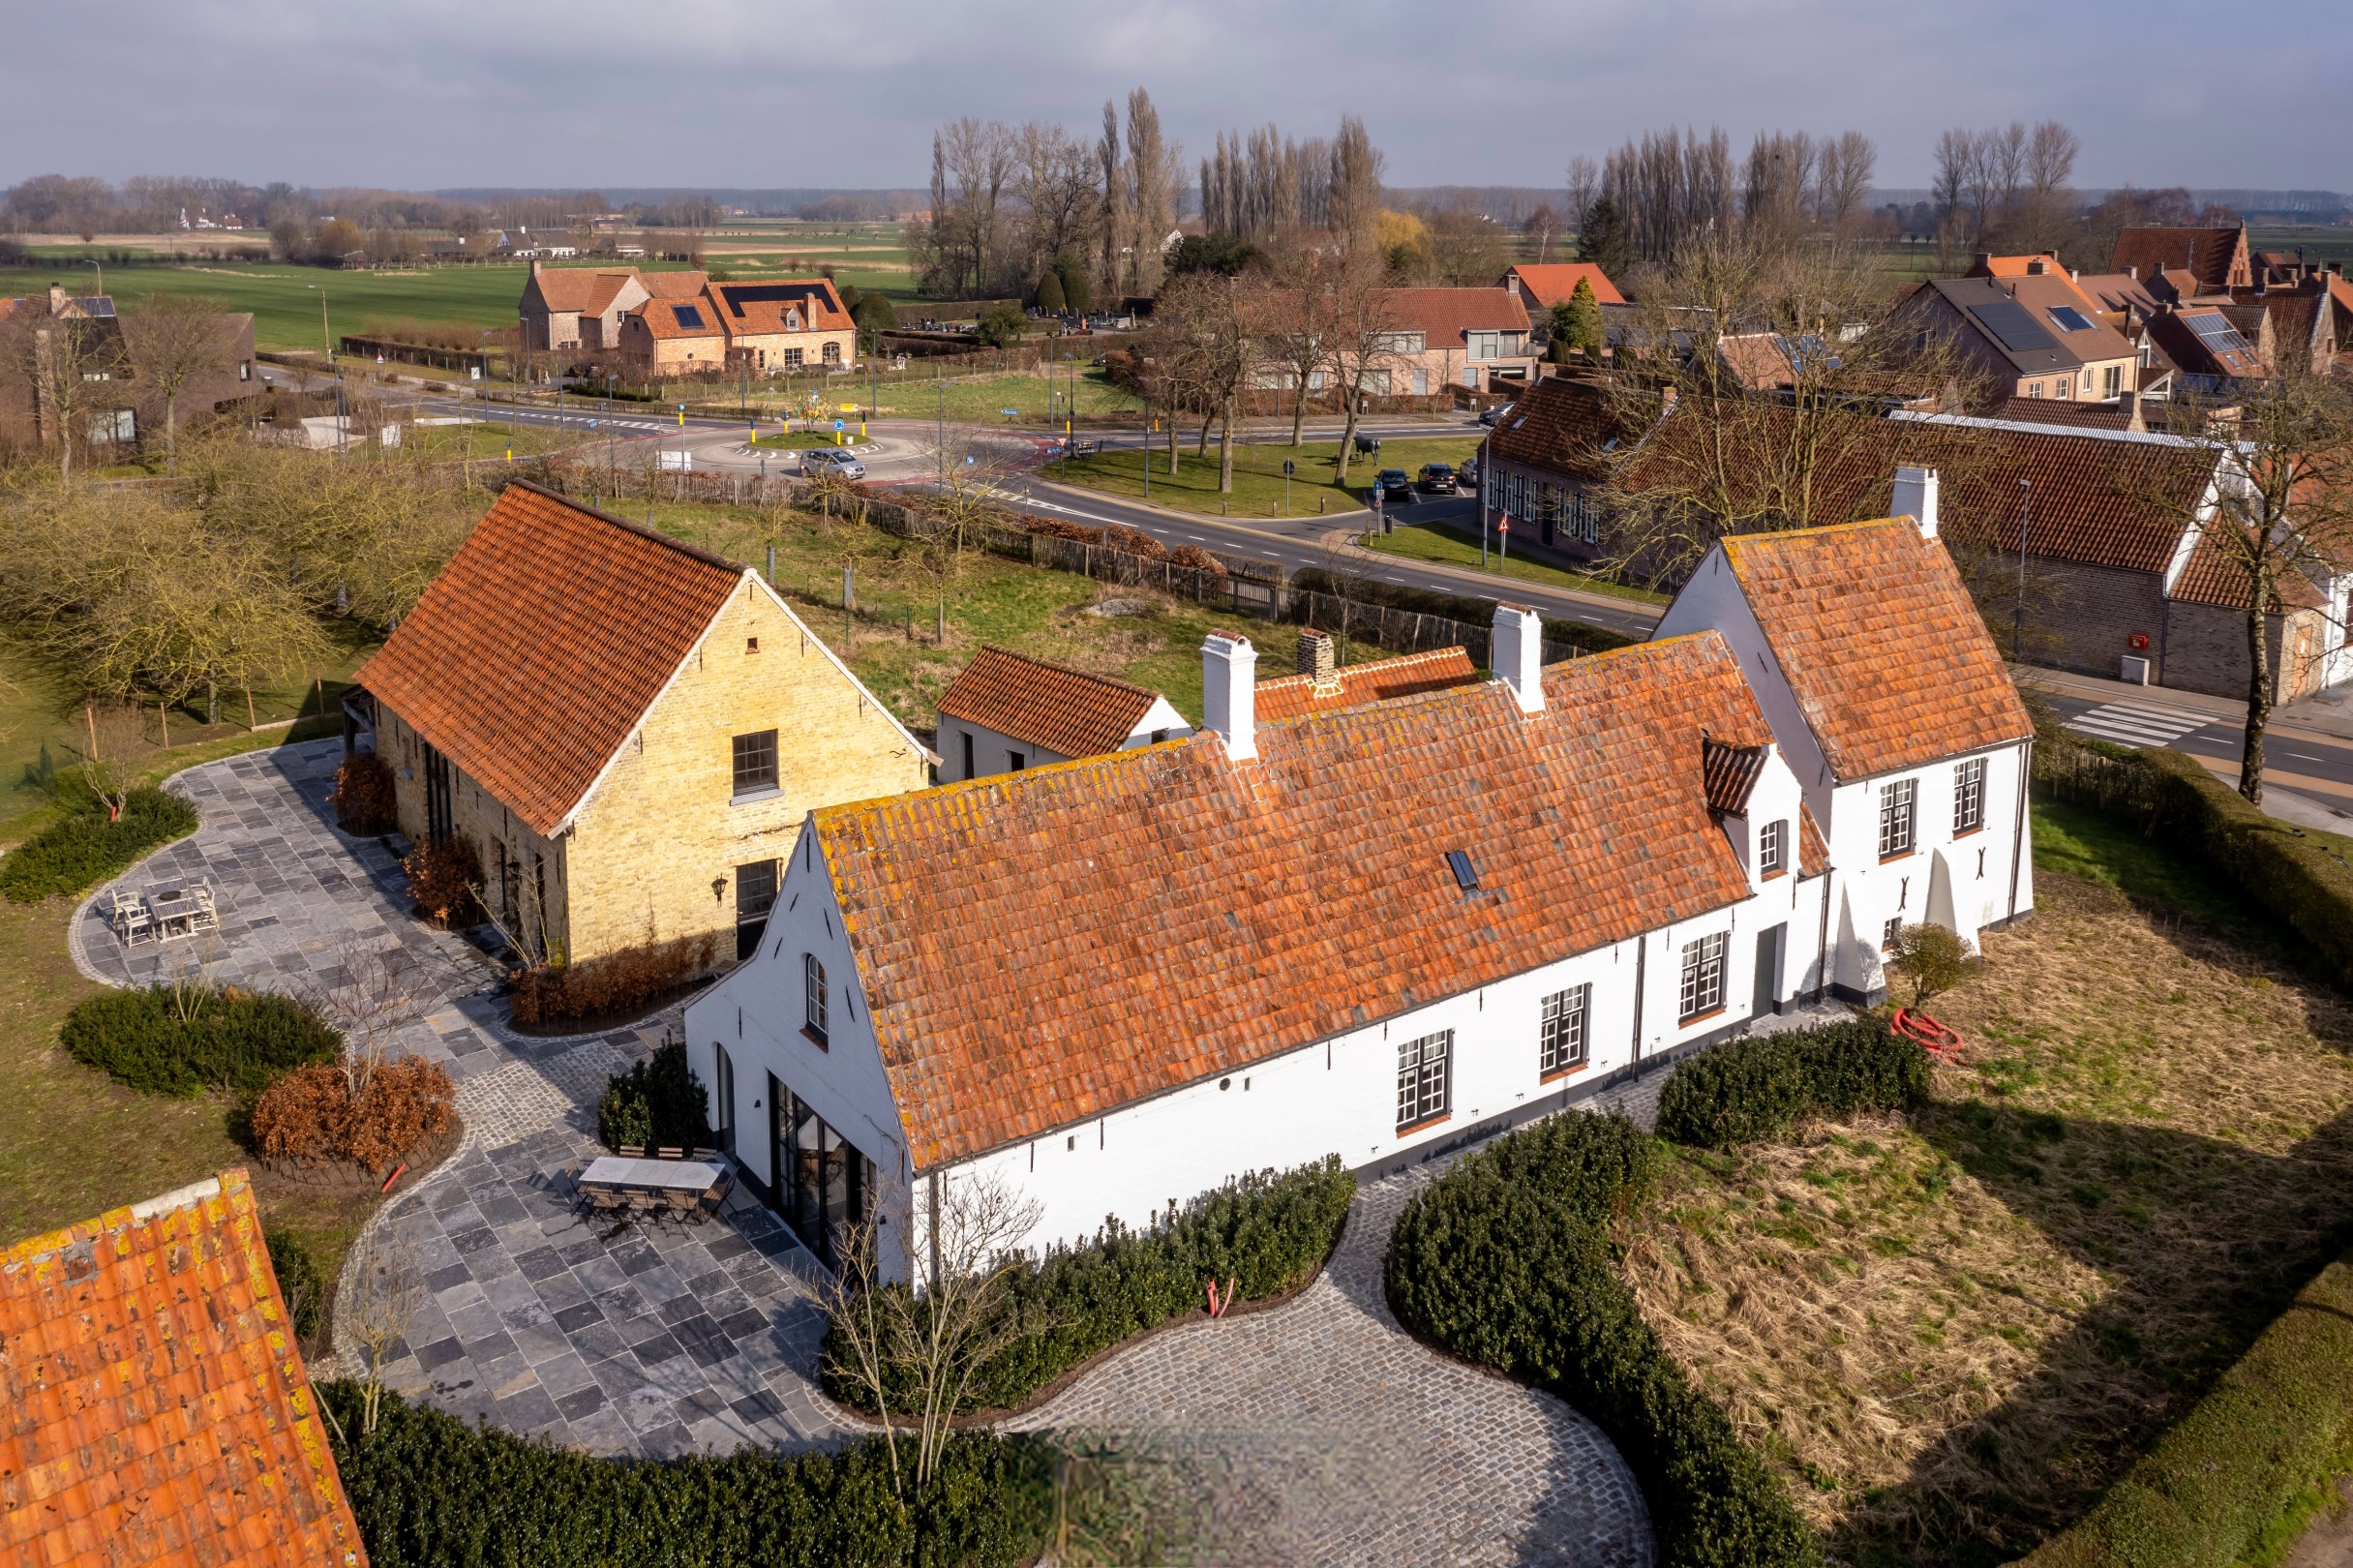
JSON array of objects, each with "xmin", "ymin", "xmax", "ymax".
[
  {"xmin": 1417, "ymin": 463, "xmax": 1458, "ymax": 495},
  {"xmin": 1374, "ymin": 468, "xmax": 1413, "ymax": 504},
  {"xmin": 1478, "ymin": 402, "xmax": 1516, "ymax": 427}
]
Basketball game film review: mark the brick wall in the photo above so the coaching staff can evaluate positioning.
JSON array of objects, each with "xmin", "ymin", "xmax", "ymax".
[
  {"xmin": 377, "ymin": 708, "xmax": 575, "ymax": 957},
  {"xmin": 2158, "ymin": 599, "xmax": 2308, "ymax": 701},
  {"xmin": 1962, "ymin": 553, "xmax": 2166, "ymax": 682}
]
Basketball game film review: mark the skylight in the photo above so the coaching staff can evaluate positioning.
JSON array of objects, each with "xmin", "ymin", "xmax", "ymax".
[
  {"xmin": 2046, "ymin": 305, "xmax": 2094, "ymax": 333},
  {"xmin": 673, "ymin": 304, "xmax": 705, "ymax": 329},
  {"xmin": 1445, "ymin": 850, "xmax": 1479, "ymax": 890}
]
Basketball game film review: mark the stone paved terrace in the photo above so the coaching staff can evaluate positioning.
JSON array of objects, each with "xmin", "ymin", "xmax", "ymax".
[{"xmin": 67, "ymin": 738, "xmax": 1853, "ymax": 1558}]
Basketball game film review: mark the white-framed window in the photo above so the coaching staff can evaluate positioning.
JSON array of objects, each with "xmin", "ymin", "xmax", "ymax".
[
  {"xmin": 1396, "ymin": 1029, "xmax": 1452, "ymax": 1129},
  {"xmin": 1678, "ymin": 933, "xmax": 1728, "ymax": 1022},
  {"xmin": 1759, "ymin": 819, "xmax": 1787, "ymax": 876},
  {"xmin": 2103, "ymin": 364, "xmax": 2123, "ymax": 396},
  {"xmin": 784, "ymin": 347, "xmax": 803, "ymax": 368},
  {"xmin": 1882, "ymin": 917, "xmax": 1903, "ymax": 953},
  {"xmin": 1878, "ymin": 778, "xmax": 1916, "ymax": 859},
  {"xmin": 1540, "ymin": 985, "xmax": 1591, "ymax": 1075},
  {"xmin": 1954, "ymin": 757, "xmax": 1987, "ymax": 834},
  {"xmin": 822, "ymin": 342, "xmax": 842, "ymax": 364},
  {"xmin": 1466, "ymin": 330, "xmax": 1500, "ymax": 361},
  {"xmin": 802, "ymin": 952, "xmax": 829, "ymax": 1041},
  {"xmin": 88, "ymin": 408, "xmax": 136, "ymax": 444}
]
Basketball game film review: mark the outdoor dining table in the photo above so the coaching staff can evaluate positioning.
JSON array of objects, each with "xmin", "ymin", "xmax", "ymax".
[
  {"xmin": 144, "ymin": 884, "xmax": 200, "ymax": 937},
  {"xmin": 576, "ymin": 1156, "xmax": 732, "ymax": 1220}
]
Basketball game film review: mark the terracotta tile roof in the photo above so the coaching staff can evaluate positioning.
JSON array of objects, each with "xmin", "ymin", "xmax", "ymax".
[
  {"xmin": 1713, "ymin": 333, "xmax": 1797, "ymax": 391},
  {"xmin": 1971, "ymin": 396, "xmax": 2137, "ymax": 431},
  {"xmin": 2111, "ymin": 226, "xmax": 2247, "ymax": 294},
  {"xmin": 639, "ymin": 270, "xmax": 711, "ymax": 301},
  {"xmin": 1505, "ymin": 263, "xmax": 1626, "ymax": 308},
  {"xmin": 1701, "ymin": 738, "xmax": 1766, "ymax": 814},
  {"xmin": 817, "ymin": 633, "xmax": 1769, "ymax": 1168},
  {"xmin": 2073, "ymin": 271, "xmax": 2161, "ymax": 317},
  {"xmin": 709, "ymin": 280, "xmax": 853, "ymax": 333},
  {"xmin": 1967, "ymin": 253, "xmax": 2063, "ymax": 279},
  {"xmin": 355, "ymin": 481, "xmax": 745, "ymax": 836},
  {"xmin": 2168, "ymin": 526, "xmax": 2329, "ymax": 613},
  {"xmin": 2146, "ymin": 307, "xmax": 2265, "ymax": 380},
  {"xmin": 636, "ymin": 298, "xmax": 725, "ymax": 340},
  {"xmin": 1253, "ymin": 647, "xmax": 1481, "ymax": 721},
  {"xmin": 1485, "ymin": 376, "xmax": 1642, "ymax": 482},
  {"xmin": 1719, "ymin": 517, "xmax": 2034, "ymax": 780},
  {"xmin": 1380, "ymin": 287, "xmax": 1530, "ymax": 347},
  {"xmin": 2000, "ymin": 273, "xmax": 2137, "ymax": 362},
  {"xmin": 937, "ymin": 647, "xmax": 1161, "ymax": 759},
  {"xmin": 528, "ymin": 266, "xmax": 639, "ymax": 314},
  {"xmin": 1797, "ymin": 803, "xmax": 1828, "ymax": 877},
  {"xmin": 1, "ymin": 1169, "xmax": 366, "ymax": 1568}
]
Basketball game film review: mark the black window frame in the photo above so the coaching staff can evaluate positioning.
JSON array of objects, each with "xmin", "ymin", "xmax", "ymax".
[
  {"xmin": 732, "ymin": 729, "xmax": 780, "ymax": 798},
  {"xmin": 1540, "ymin": 984, "xmax": 1591, "ymax": 1076},
  {"xmin": 1877, "ymin": 777, "xmax": 1917, "ymax": 859},
  {"xmin": 1953, "ymin": 757, "xmax": 1987, "ymax": 835},
  {"xmin": 1678, "ymin": 932, "xmax": 1728, "ymax": 1023},
  {"xmin": 802, "ymin": 951, "xmax": 830, "ymax": 1043},
  {"xmin": 1396, "ymin": 1029, "xmax": 1452, "ymax": 1130}
]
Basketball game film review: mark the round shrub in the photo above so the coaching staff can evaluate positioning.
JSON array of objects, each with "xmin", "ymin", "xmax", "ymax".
[
  {"xmin": 401, "ymin": 832, "xmax": 480, "ymax": 927},
  {"xmin": 61, "ymin": 984, "xmax": 341, "ymax": 1098},
  {"xmin": 597, "ymin": 1040, "xmax": 711, "ymax": 1151},
  {"xmin": 251, "ymin": 1055, "xmax": 456, "ymax": 1169},
  {"xmin": 1655, "ymin": 1018, "xmax": 1929, "ymax": 1150},
  {"xmin": 0, "ymin": 787, "xmax": 200, "ymax": 904},
  {"xmin": 329, "ymin": 752, "xmax": 398, "ymax": 835}
]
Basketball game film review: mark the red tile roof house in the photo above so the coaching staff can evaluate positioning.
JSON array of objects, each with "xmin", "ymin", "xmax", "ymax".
[
  {"xmin": 1369, "ymin": 287, "xmax": 1541, "ymax": 397},
  {"xmin": 614, "ymin": 280, "xmax": 857, "ymax": 380},
  {"xmin": 679, "ymin": 534, "xmax": 2028, "ymax": 1274},
  {"xmin": 355, "ymin": 482, "xmax": 931, "ymax": 970},
  {"xmin": 935, "ymin": 646, "xmax": 1193, "ymax": 781},
  {"xmin": 1892, "ymin": 275, "xmax": 2140, "ymax": 405},
  {"xmin": 1477, "ymin": 375, "xmax": 1648, "ymax": 564},
  {"xmin": 1, "ymin": 1169, "xmax": 368, "ymax": 1568},
  {"xmin": 518, "ymin": 261, "xmax": 708, "ymax": 361}
]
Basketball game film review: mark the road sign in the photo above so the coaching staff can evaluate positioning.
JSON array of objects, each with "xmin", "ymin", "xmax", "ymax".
[
  {"xmin": 832, "ymin": 418, "xmax": 844, "ymax": 432},
  {"xmin": 999, "ymin": 407, "xmax": 1019, "ymax": 418},
  {"xmin": 1282, "ymin": 460, "xmax": 1295, "ymax": 476}
]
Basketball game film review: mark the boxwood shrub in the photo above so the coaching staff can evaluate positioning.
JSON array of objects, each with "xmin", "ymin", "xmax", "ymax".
[
  {"xmin": 0, "ymin": 787, "xmax": 200, "ymax": 903},
  {"xmin": 824, "ymin": 1156, "xmax": 1354, "ymax": 1415},
  {"xmin": 1654, "ymin": 1018, "xmax": 1931, "ymax": 1150},
  {"xmin": 2017, "ymin": 1248, "xmax": 2353, "ymax": 1568},
  {"xmin": 1386, "ymin": 1113, "xmax": 1820, "ymax": 1568},
  {"xmin": 60, "ymin": 984, "xmax": 341, "ymax": 1097},
  {"xmin": 596, "ymin": 1040, "xmax": 711, "ymax": 1151},
  {"xmin": 319, "ymin": 1382, "xmax": 1051, "ymax": 1568}
]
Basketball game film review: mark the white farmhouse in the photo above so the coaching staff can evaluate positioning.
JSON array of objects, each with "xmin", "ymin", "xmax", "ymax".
[
  {"xmin": 1651, "ymin": 469, "xmax": 2036, "ymax": 992},
  {"xmin": 684, "ymin": 502, "xmax": 2034, "ymax": 1278}
]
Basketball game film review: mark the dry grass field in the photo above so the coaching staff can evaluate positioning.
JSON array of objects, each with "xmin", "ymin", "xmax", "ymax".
[{"xmin": 1623, "ymin": 867, "xmax": 2353, "ymax": 1566}]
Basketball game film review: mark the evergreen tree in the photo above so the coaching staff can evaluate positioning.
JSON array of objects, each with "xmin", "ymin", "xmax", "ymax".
[
  {"xmin": 851, "ymin": 292, "xmax": 898, "ymax": 352},
  {"xmin": 1577, "ymin": 196, "xmax": 1627, "ymax": 277},
  {"xmin": 1550, "ymin": 276, "xmax": 1605, "ymax": 364},
  {"xmin": 1035, "ymin": 268, "xmax": 1067, "ymax": 313},
  {"xmin": 1054, "ymin": 253, "xmax": 1093, "ymax": 314}
]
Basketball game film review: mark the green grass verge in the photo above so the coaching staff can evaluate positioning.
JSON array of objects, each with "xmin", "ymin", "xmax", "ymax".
[
  {"xmin": 2028, "ymin": 797, "xmax": 2257, "ymax": 936},
  {"xmin": 1049, "ymin": 437, "xmax": 1482, "ymax": 519},
  {"xmin": 1360, "ymin": 517, "xmax": 1670, "ymax": 604}
]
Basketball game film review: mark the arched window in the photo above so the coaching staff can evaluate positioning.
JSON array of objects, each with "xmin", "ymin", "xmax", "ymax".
[
  {"xmin": 802, "ymin": 952, "xmax": 829, "ymax": 1042},
  {"xmin": 822, "ymin": 341, "xmax": 842, "ymax": 364}
]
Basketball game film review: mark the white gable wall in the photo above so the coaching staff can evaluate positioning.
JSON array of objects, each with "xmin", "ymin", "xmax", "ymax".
[{"xmin": 939, "ymin": 696, "xmax": 1192, "ymax": 782}]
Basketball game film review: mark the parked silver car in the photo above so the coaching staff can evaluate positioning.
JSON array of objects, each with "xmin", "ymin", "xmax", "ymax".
[{"xmin": 802, "ymin": 447, "xmax": 867, "ymax": 480}]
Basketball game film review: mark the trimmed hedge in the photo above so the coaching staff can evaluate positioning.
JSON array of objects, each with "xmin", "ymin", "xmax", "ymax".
[
  {"xmin": 2017, "ymin": 1249, "xmax": 2353, "ymax": 1568},
  {"xmin": 60, "ymin": 984, "xmax": 341, "ymax": 1097},
  {"xmin": 0, "ymin": 787, "xmax": 200, "ymax": 903},
  {"xmin": 1654, "ymin": 1018, "xmax": 1932, "ymax": 1150},
  {"xmin": 2139, "ymin": 745, "xmax": 2353, "ymax": 975},
  {"xmin": 596, "ymin": 1040, "xmax": 711, "ymax": 1152},
  {"xmin": 1387, "ymin": 1113, "xmax": 1820, "ymax": 1568},
  {"xmin": 825, "ymin": 1157, "xmax": 1354, "ymax": 1415},
  {"xmin": 319, "ymin": 1382, "xmax": 1051, "ymax": 1568}
]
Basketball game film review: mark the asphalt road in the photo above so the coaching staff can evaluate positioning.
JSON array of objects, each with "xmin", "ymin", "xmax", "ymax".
[{"xmin": 2039, "ymin": 688, "xmax": 2353, "ymax": 823}]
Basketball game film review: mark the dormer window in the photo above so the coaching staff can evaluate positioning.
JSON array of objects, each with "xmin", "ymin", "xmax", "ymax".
[{"xmin": 1759, "ymin": 819, "xmax": 1787, "ymax": 877}]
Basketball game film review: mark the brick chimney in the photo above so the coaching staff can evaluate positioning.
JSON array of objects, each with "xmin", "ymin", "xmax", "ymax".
[
  {"xmin": 1296, "ymin": 629, "xmax": 1337, "ymax": 682},
  {"xmin": 2117, "ymin": 389, "xmax": 2142, "ymax": 433},
  {"xmin": 2026, "ymin": 256, "xmax": 2049, "ymax": 275},
  {"xmin": 1492, "ymin": 604, "xmax": 1544, "ymax": 714},
  {"xmin": 1892, "ymin": 466, "xmax": 1940, "ymax": 540},
  {"xmin": 1202, "ymin": 632, "xmax": 1258, "ymax": 761},
  {"xmin": 47, "ymin": 284, "xmax": 67, "ymax": 316}
]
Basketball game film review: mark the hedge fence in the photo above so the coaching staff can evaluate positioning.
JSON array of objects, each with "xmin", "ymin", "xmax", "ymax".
[
  {"xmin": 0, "ymin": 786, "xmax": 200, "ymax": 903},
  {"xmin": 2015, "ymin": 1247, "xmax": 2353, "ymax": 1568},
  {"xmin": 824, "ymin": 1157, "xmax": 1353, "ymax": 1416},
  {"xmin": 1386, "ymin": 1113, "xmax": 1822, "ymax": 1568},
  {"xmin": 1654, "ymin": 1017, "xmax": 1933, "ymax": 1150},
  {"xmin": 60, "ymin": 984, "xmax": 341, "ymax": 1098},
  {"xmin": 319, "ymin": 1383, "xmax": 1051, "ymax": 1568}
]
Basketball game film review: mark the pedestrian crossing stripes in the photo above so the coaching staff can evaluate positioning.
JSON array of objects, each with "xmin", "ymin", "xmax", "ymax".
[{"xmin": 2063, "ymin": 701, "xmax": 2213, "ymax": 748}]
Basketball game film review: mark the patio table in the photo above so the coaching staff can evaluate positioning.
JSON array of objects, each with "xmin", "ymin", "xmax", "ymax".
[
  {"xmin": 577, "ymin": 1156, "xmax": 732, "ymax": 1220},
  {"xmin": 145, "ymin": 884, "xmax": 198, "ymax": 938}
]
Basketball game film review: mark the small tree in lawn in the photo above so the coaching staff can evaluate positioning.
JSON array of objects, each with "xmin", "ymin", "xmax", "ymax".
[
  {"xmin": 1549, "ymin": 276, "xmax": 1605, "ymax": 364},
  {"xmin": 1888, "ymin": 922, "xmax": 1978, "ymax": 1008}
]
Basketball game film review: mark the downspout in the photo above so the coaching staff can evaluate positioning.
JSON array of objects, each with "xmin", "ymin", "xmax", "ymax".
[
  {"xmin": 926, "ymin": 1169, "xmax": 942, "ymax": 1294},
  {"xmin": 2006, "ymin": 738, "xmax": 2033, "ymax": 923},
  {"xmin": 1813, "ymin": 865, "xmax": 1833, "ymax": 1004},
  {"xmin": 1627, "ymin": 935, "xmax": 1647, "ymax": 1074}
]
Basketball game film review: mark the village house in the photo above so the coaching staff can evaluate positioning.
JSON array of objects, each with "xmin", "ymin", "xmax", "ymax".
[
  {"xmin": 0, "ymin": 1169, "xmax": 367, "ymax": 1567},
  {"xmin": 2111, "ymin": 225, "xmax": 2253, "ymax": 298},
  {"xmin": 1894, "ymin": 275, "xmax": 2139, "ymax": 404},
  {"xmin": 0, "ymin": 286, "xmax": 257, "ymax": 452},
  {"xmin": 611, "ymin": 278, "xmax": 858, "ymax": 379},
  {"xmin": 1372, "ymin": 287, "xmax": 1539, "ymax": 396},
  {"xmin": 1478, "ymin": 375, "xmax": 1644, "ymax": 556},
  {"xmin": 683, "ymin": 524, "xmax": 2032, "ymax": 1275},
  {"xmin": 518, "ymin": 261, "xmax": 709, "ymax": 358},
  {"xmin": 355, "ymin": 482, "xmax": 931, "ymax": 969},
  {"xmin": 936, "ymin": 646, "xmax": 1192, "ymax": 781}
]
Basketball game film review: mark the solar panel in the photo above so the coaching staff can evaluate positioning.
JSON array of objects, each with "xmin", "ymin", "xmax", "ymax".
[
  {"xmin": 2187, "ymin": 314, "xmax": 2250, "ymax": 353},
  {"xmin": 672, "ymin": 304, "xmax": 705, "ymax": 329},
  {"xmin": 719, "ymin": 284, "xmax": 822, "ymax": 310},
  {"xmin": 1969, "ymin": 300, "xmax": 2059, "ymax": 354},
  {"xmin": 2045, "ymin": 306, "xmax": 2094, "ymax": 333}
]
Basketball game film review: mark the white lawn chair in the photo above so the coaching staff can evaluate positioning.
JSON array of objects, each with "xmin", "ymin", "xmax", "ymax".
[
  {"xmin": 188, "ymin": 884, "xmax": 219, "ymax": 933},
  {"xmin": 112, "ymin": 891, "xmax": 158, "ymax": 949}
]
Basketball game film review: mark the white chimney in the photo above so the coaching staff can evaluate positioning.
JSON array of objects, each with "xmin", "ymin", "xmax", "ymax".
[
  {"xmin": 1201, "ymin": 632, "xmax": 1258, "ymax": 760},
  {"xmin": 1493, "ymin": 603, "xmax": 1544, "ymax": 714},
  {"xmin": 1892, "ymin": 465, "xmax": 1940, "ymax": 540}
]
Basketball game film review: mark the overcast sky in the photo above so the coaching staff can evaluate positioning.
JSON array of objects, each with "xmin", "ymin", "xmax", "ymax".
[{"xmin": 8, "ymin": 0, "xmax": 2347, "ymax": 195}]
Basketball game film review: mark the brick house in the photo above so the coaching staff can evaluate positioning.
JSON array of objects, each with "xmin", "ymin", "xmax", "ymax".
[
  {"xmin": 610, "ymin": 279, "xmax": 857, "ymax": 380},
  {"xmin": 616, "ymin": 296, "xmax": 730, "ymax": 376},
  {"xmin": 1500, "ymin": 262, "xmax": 1625, "ymax": 310},
  {"xmin": 0, "ymin": 286, "xmax": 256, "ymax": 453},
  {"xmin": 519, "ymin": 262, "xmax": 708, "ymax": 357},
  {"xmin": 684, "ymin": 541, "xmax": 2032, "ymax": 1273},
  {"xmin": 2110, "ymin": 226, "xmax": 2253, "ymax": 297},
  {"xmin": 1, "ymin": 1168, "xmax": 369, "ymax": 1567},
  {"xmin": 1478, "ymin": 375, "xmax": 1645, "ymax": 555},
  {"xmin": 1371, "ymin": 287, "xmax": 1539, "ymax": 396},
  {"xmin": 355, "ymin": 482, "xmax": 931, "ymax": 969},
  {"xmin": 1894, "ymin": 274, "xmax": 2139, "ymax": 403}
]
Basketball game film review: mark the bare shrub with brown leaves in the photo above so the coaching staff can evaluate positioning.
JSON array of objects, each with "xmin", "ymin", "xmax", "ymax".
[{"xmin": 250, "ymin": 1055, "xmax": 455, "ymax": 1170}]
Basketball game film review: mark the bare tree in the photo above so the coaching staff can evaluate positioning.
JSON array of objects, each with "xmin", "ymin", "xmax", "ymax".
[
  {"xmin": 1124, "ymin": 89, "xmax": 1182, "ymax": 294},
  {"xmin": 1326, "ymin": 114, "xmax": 1386, "ymax": 259},
  {"xmin": 1322, "ymin": 247, "xmax": 1403, "ymax": 486},
  {"xmin": 1152, "ymin": 273, "xmax": 1253, "ymax": 494},
  {"xmin": 0, "ymin": 306, "xmax": 116, "ymax": 480},
  {"xmin": 1522, "ymin": 203, "xmax": 1562, "ymax": 265},
  {"xmin": 1813, "ymin": 132, "xmax": 1877, "ymax": 235},
  {"xmin": 2164, "ymin": 371, "xmax": 2353, "ymax": 803},
  {"xmin": 1564, "ymin": 155, "xmax": 1601, "ymax": 240},
  {"xmin": 1014, "ymin": 121, "xmax": 1099, "ymax": 287},
  {"xmin": 300, "ymin": 935, "xmax": 431, "ymax": 1105},
  {"xmin": 1259, "ymin": 250, "xmax": 1334, "ymax": 447},
  {"xmin": 345, "ymin": 1220, "xmax": 423, "ymax": 1436},
  {"xmin": 816, "ymin": 1168, "xmax": 1044, "ymax": 1493},
  {"xmin": 122, "ymin": 290, "xmax": 235, "ymax": 467},
  {"xmin": 1097, "ymin": 99, "xmax": 1130, "ymax": 298}
]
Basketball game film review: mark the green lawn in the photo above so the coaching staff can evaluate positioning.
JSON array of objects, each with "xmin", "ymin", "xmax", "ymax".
[
  {"xmin": 2028, "ymin": 795, "xmax": 2259, "ymax": 935},
  {"xmin": 1049, "ymin": 437, "xmax": 1484, "ymax": 519},
  {"xmin": 1361, "ymin": 518, "xmax": 1670, "ymax": 603}
]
